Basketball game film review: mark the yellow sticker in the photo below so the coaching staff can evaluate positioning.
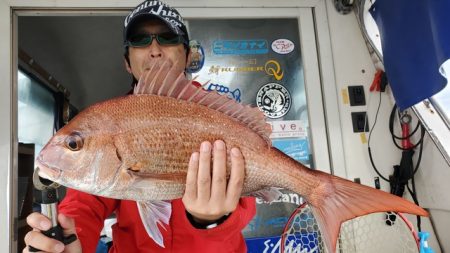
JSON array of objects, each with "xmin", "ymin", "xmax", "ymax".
[
  {"xmin": 207, "ymin": 59, "xmax": 284, "ymax": 80},
  {"xmin": 341, "ymin": 89, "xmax": 349, "ymax": 105},
  {"xmin": 265, "ymin": 60, "xmax": 284, "ymax": 80},
  {"xmin": 360, "ymin": 133, "xmax": 367, "ymax": 144}
]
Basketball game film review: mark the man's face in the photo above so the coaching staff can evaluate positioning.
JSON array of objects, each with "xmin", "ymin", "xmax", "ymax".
[{"xmin": 126, "ymin": 19, "xmax": 187, "ymax": 80}]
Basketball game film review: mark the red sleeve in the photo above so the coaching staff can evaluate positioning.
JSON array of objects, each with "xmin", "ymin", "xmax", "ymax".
[
  {"xmin": 173, "ymin": 197, "xmax": 256, "ymax": 242},
  {"xmin": 58, "ymin": 188, "xmax": 119, "ymax": 253}
]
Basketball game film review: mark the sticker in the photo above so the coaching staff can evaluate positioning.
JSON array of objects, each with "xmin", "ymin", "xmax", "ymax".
[
  {"xmin": 246, "ymin": 236, "xmax": 281, "ymax": 253},
  {"xmin": 207, "ymin": 83, "xmax": 242, "ymax": 102},
  {"xmin": 269, "ymin": 120, "xmax": 307, "ymax": 139},
  {"xmin": 256, "ymin": 83, "xmax": 291, "ymax": 119},
  {"xmin": 208, "ymin": 60, "xmax": 283, "ymax": 80},
  {"xmin": 255, "ymin": 191, "xmax": 304, "ymax": 205},
  {"xmin": 360, "ymin": 132, "xmax": 367, "ymax": 144},
  {"xmin": 186, "ymin": 40, "xmax": 205, "ymax": 74},
  {"xmin": 341, "ymin": 88, "xmax": 349, "ymax": 104},
  {"xmin": 272, "ymin": 139, "xmax": 310, "ymax": 162},
  {"xmin": 271, "ymin": 39, "xmax": 295, "ymax": 54},
  {"xmin": 264, "ymin": 60, "xmax": 284, "ymax": 81},
  {"xmin": 208, "ymin": 65, "xmax": 264, "ymax": 75},
  {"xmin": 245, "ymin": 235, "xmax": 319, "ymax": 253},
  {"xmin": 243, "ymin": 189, "xmax": 305, "ymax": 238},
  {"xmin": 213, "ymin": 40, "xmax": 269, "ymax": 55}
]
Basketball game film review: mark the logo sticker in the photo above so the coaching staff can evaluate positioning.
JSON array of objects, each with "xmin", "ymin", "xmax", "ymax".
[
  {"xmin": 213, "ymin": 40, "xmax": 269, "ymax": 55},
  {"xmin": 271, "ymin": 39, "xmax": 295, "ymax": 54},
  {"xmin": 245, "ymin": 235, "xmax": 319, "ymax": 253},
  {"xmin": 208, "ymin": 65, "xmax": 264, "ymax": 75},
  {"xmin": 256, "ymin": 83, "xmax": 291, "ymax": 119},
  {"xmin": 269, "ymin": 120, "xmax": 307, "ymax": 139},
  {"xmin": 186, "ymin": 40, "xmax": 205, "ymax": 74},
  {"xmin": 207, "ymin": 83, "xmax": 242, "ymax": 102},
  {"xmin": 208, "ymin": 60, "xmax": 283, "ymax": 79},
  {"xmin": 264, "ymin": 60, "xmax": 284, "ymax": 81}
]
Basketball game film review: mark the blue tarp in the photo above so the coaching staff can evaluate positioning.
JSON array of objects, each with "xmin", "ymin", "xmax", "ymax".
[{"xmin": 370, "ymin": 0, "xmax": 450, "ymax": 110}]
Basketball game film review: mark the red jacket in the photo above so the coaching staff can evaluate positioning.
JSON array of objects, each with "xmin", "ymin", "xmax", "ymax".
[{"xmin": 59, "ymin": 189, "xmax": 256, "ymax": 253}]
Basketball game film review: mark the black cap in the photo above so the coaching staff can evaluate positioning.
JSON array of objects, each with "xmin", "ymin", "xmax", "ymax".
[{"xmin": 123, "ymin": 0, "xmax": 189, "ymax": 46}]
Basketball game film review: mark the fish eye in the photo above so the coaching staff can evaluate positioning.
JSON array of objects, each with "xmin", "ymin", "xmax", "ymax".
[{"xmin": 65, "ymin": 133, "xmax": 83, "ymax": 151}]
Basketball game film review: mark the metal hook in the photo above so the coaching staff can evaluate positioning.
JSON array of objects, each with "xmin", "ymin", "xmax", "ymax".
[
  {"xmin": 400, "ymin": 112, "xmax": 412, "ymax": 124},
  {"xmin": 33, "ymin": 167, "xmax": 60, "ymax": 190}
]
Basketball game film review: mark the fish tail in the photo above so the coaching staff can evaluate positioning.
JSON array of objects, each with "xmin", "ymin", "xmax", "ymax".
[{"xmin": 304, "ymin": 171, "xmax": 428, "ymax": 253}]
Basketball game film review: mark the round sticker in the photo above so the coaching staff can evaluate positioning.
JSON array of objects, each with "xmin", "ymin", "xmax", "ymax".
[
  {"xmin": 256, "ymin": 83, "xmax": 292, "ymax": 119},
  {"xmin": 186, "ymin": 40, "xmax": 205, "ymax": 74},
  {"xmin": 271, "ymin": 39, "xmax": 295, "ymax": 55}
]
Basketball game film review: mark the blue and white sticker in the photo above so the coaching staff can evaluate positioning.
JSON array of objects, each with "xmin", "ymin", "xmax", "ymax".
[
  {"xmin": 272, "ymin": 139, "xmax": 310, "ymax": 162},
  {"xmin": 271, "ymin": 39, "xmax": 295, "ymax": 54},
  {"xmin": 213, "ymin": 40, "xmax": 269, "ymax": 55},
  {"xmin": 256, "ymin": 83, "xmax": 291, "ymax": 119},
  {"xmin": 245, "ymin": 234, "xmax": 319, "ymax": 253},
  {"xmin": 207, "ymin": 83, "xmax": 242, "ymax": 102}
]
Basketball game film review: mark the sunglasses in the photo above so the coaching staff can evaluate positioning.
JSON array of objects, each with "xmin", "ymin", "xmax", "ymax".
[{"xmin": 125, "ymin": 32, "xmax": 185, "ymax": 47}]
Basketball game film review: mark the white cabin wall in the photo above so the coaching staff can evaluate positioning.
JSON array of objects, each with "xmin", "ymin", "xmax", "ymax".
[
  {"xmin": 411, "ymin": 131, "xmax": 450, "ymax": 252},
  {"xmin": 0, "ymin": 1, "xmax": 13, "ymax": 253},
  {"xmin": 324, "ymin": 1, "xmax": 449, "ymax": 252},
  {"xmin": 324, "ymin": 1, "xmax": 397, "ymax": 192}
]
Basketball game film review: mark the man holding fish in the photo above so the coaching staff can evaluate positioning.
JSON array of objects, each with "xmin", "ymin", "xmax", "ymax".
[
  {"xmin": 24, "ymin": 0, "xmax": 430, "ymax": 252},
  {"xmin": 24, "ymin": 1, "xmax": 256, "ymax": 252}
]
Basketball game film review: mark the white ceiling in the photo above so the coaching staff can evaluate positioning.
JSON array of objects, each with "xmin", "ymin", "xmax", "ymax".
[{"xmin": 19, "ymin": 16, "xmax": 132, "ymax": 110}]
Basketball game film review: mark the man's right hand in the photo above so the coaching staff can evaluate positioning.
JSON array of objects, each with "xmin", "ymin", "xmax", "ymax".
[{"xmin": 24, "ymin": 213, "xmax": 82, "ymax": 253}]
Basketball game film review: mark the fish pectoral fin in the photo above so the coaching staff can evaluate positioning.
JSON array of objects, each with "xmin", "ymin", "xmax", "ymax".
[
  {"xmin": 250, "ymin": 187, "xmax": 283, "ymax": 203},
  {"xmin": 137, "ymin": 200, "xmax": 172, "ymax": 248},
  {"xmin": 128, "ymin": 162, "xmax": 144, "ymax": 172}
]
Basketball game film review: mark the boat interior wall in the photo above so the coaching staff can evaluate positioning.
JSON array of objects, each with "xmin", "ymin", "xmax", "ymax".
[
  {"xmin": 0, "ymin": 2, "xmax": 12, "ymax": 252},
  {"xmin": 409, "ymin": 128, "xmax": 450, "ymax": 251},
  {"xmin": 19, "ymin": 16, "xmax": 130, "ymax": 110},
  {"xmin": 325, "ymin": 4, "xmax": 448, "ymax": 252}
]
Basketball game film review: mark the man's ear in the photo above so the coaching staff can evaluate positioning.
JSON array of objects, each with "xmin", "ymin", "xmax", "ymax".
[{"xmin": 124, "ymin": 57, "xmax": 132, "ymax": 74}]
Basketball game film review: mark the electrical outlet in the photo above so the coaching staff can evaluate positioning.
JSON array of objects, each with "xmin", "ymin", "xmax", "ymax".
[
  {"xmin": 351, "ymin": 112, "xmax": 369, "ymax": 132},
  {"xmin": 348, "ymin": 85, "xmax": 366, "ymax": 106}
]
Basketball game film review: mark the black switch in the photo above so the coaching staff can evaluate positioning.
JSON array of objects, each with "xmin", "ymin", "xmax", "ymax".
[
  {"xmin": 351, "ymin": 111, "xmax": 369, "ymax": 132},
  {"xmin": 374, "ymin": 177, "xmax": 381, "ymax": 189},
  {"xmin": 348, "ymin": 85, "xmax": 366, "ymax": 106}
]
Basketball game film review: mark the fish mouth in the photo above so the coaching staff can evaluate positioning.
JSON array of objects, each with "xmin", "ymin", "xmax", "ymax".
[{"xmin": 35, "ymin": 156, "xmax": 62, "ymax": 181}]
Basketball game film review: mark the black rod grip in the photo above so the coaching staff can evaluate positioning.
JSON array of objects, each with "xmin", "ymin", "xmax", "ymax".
[{"xmin": 29, "ymin": 225, "xmax": 64, "ymax": 252}]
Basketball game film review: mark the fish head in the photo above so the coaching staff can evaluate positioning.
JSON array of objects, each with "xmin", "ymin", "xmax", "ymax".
[{"xmin": 36, "ymin": 108, "xmax": 122, "ymax": 195}]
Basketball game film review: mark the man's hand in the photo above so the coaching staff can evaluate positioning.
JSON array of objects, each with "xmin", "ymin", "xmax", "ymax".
[
  {"xmin": 182, "ymin": 140, "xmax": 245, "ymax": 225},
  {"xmin": 23, "ymin": 213, "xmax": 81, "ymax": 253}
]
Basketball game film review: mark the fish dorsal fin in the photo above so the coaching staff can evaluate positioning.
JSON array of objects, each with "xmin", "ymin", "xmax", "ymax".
[
  {"xmin": 137, "ymin": 200, "xmax": 171, "ymax": 248},
  {"xmin": 134, "ymin": 61, "xmax": 272, "ymax": 146}
]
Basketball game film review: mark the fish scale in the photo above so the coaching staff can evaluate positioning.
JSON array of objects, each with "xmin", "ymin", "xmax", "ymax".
[{"xmin": 116, "ymin": 95, "xmax": 271, "ymax": 187}]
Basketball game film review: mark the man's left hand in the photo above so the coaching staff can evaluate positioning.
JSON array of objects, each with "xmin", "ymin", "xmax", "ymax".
[{"xmin": 182, "ymin": 140, "xmax": 245, "ymax": 225}]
